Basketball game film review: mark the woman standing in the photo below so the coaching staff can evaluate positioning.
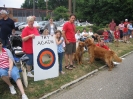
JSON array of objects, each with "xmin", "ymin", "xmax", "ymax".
[
  {"xmin": 0, "ymin": 38, "xmax": 28, "ymax": 99},
  {"xmin": 118, "ymin": 21, "xmax": 124, "ymax": 40},
  {"xmin": 44, "ymin": 18, "xmax": 57, "ymax": 35},
  {"xmin": 21, "ymin": 16, "xmax": 40, "ymax": 77}
]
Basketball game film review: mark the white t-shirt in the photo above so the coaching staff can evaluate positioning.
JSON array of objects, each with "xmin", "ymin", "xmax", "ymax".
[
  {"xmin": 82, "ymin": 32, "xmax": 88, "ymax": 38},
  {"xmin": 88, "ymin": 31, "xmax": 93, "ymax": 37},
  {"xmin": 75, "ymin": 33, "xmax": 81, "ymax": 41},
  {"xmin": 50, "ymin": 24, "xmax": 54, "ymax": 35}
]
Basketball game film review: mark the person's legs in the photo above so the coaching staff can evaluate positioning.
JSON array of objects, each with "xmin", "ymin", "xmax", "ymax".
[
  {"xmin": 26, "ymin": 54, "xmax": 34, "ymax": 77},
  {"xmin": 58, "ymin": 53, "xmax": 63, "ymax": 72},
  {"xmin": 0, "ymin": 68, "xmax": 16, "ymax": 94},
  {"xmin": 65, "ymin": 43, "xmax": 73, "ymax": 69},
  {"xmin": 70, "ymin": 43, "xmax": 76, "ymax": 67},
  {"xmin": 11, "ymin": 66, "xmax": 28, "ymax": 99}
]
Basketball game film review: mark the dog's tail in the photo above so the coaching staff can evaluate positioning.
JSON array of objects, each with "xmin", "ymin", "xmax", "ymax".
[{"xmin": 112, "ymin": 52, "xmax": 122, "ymax": 62}]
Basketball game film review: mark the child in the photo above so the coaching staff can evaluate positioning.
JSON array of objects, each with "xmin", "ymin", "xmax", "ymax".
[
  {"xmin": 75, "ymin": 30, "xmax": 81, "ymax": 48},
  {"xmin": 103, "ymin": 29, "xmax": 109, "ymax": 44},
  {"xmin": 114, "ymin": 27, "xmax": 120, "ymax": 47},
  {"xmin": 123, "ymin": 25, "xmax": 128, "ymax": 43},
  {"xmin": 55, "ymin": 30, "xmax": 65, "ymax": 74},
  {"xmin": 42, "ymin": 29, "xmax": 49, "ymax": 35}
]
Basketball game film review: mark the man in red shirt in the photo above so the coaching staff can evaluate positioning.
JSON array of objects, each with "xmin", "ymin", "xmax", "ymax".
[
  {"xmin": 62, "ymin": 14, "xmax": 76, "ymax": 70},
  {"xmin": 109, "ymin": 19, "xmax": 116, "ymax": 37},
  {"xmin": 96, "ymin": 40, "xmax": 110, "ymax": 50}
]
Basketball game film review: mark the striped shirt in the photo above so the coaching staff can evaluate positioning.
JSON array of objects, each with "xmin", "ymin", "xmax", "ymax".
[{"xmin": 0, "ymin": 48, "xmax": 9, "ymax": 68}]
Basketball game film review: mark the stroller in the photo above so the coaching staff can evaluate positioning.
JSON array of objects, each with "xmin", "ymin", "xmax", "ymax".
[{"xmin": 8, "ymin": 34, "xmax": 29, "ymax": 87}]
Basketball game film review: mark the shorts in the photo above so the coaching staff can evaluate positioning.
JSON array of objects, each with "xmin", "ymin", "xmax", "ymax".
[
  {"xmin": 128, "ymin": 30, "xmax": 132, "ymax": 35},
  {"xmin": 0, "ymin": 66, "xmax": 20, "ymax": 82},
  {"xmin": 65, "ymin": 42, "xmax": 76, "ymax": 54},
  {"xmin": 104, "ymin": 39, "xmax": 109, "ymax": 43},
  {"xmin": 26, "ymin": 54, "xmax": 33, "ymax": 66},
  {"xmin": 123, "ymin": 32, "xmax": 128, "ymax": 36}
]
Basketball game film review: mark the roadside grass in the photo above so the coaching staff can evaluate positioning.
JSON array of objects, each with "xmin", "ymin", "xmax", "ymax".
[{"xmin": 0, "ymin": 39, "xmax": 133, "ymax": 99}]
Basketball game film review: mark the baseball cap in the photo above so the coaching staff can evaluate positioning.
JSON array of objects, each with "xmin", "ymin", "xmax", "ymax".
[
  {"xmin": 125, "ymin": 19, "xmax": 128, "ymax": 21},
  {"xmin": 0, "ymin": 9, "xmax": 8, "ymax": 14}
]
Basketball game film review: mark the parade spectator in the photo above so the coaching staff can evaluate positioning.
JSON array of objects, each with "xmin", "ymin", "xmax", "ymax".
[
  {"xmin": 42, "ymin": 29, "xmax": 49, "ymax": 35},
  {"xmin": 103, "ymin": 29, "xmax": 109, "ymax": 44},
  {"xmin": 118, "ymin": 21, "xmax": 124, "ymax": 40},
  {"xmin": 123, "ymin": 24, "xmax": 128, "ymax": 43},
  {"xmin": 109, "ymin": 19, "xmax": 116, "ymax": 37},
  {"xmin": 0, "ymin": 10, "xmax": 15, "ymax": 47},
  {"xmin": 55, "ymin": 30, "xmax": 65, "ymax": 74},
  {"xmin": 81, "ymin": 28, "xmax": 89, "ymax": 41},
  {"xmin": 0, "ymin": 38, "xmax": 28, "ymax": 99},
  {"xmin": 75, "ymin": 30, "xmax": 81, "ymax": 42},
  {"xmin": 62, "ymin": 14, "xmax": 76, "ymax": 70},
  {"xmin": 21, "ymin": 16, "xmax": 40, "ymax": 77},
  {"xmin": 127, "ymin": 21, "xmax": 133, "ymax": 43},
  {"xmin": 88, "ymin": 28, "xmax": 93, "ymax": 37},
  {"xmin": 96, "ymin": 39, "xmax": 110, "ymax": 50},
  {"xmin": 75, "ymin": 30, "xmax": 81, "ymax": 48},
  {"xmin": 114, "ymin": 27, "xmax": 120, "ymax": 47},
  {"xmin": 44, "ymin": 18, "xmax": 57, "ymax": 35},
  {"xmin": 124, "ymin": 19, "xmax": 129, "ymax": 26}
]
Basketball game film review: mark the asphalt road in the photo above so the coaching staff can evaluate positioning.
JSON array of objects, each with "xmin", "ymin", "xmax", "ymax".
[{"xmin": 50, "ymin": 53, "xmax": 133, "ymax": 99}]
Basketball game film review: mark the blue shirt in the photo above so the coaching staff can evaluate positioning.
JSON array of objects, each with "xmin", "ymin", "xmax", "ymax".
[
  {"xmin": 57, "ymin": 37, "xmax": 64, "ymax": 53},
  {"xmin": 0, "ymin": 18, "xmax": 15, "ymax": 39}
]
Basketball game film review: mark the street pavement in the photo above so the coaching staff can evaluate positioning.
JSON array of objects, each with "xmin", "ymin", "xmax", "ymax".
[{"xmin": 50, "ymin": 53, "xmax": 133, "ymax": 99}]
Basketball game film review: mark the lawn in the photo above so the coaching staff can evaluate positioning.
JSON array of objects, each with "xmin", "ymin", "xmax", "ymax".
[{"xmin": 0, "ymin": 39, "xmax": 133, "ymax": 99}]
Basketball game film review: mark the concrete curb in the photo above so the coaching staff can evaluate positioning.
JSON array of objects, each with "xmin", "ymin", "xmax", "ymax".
[{"xmin": 40, "ymin": 51, "xmax": 133, "ymax": 99}]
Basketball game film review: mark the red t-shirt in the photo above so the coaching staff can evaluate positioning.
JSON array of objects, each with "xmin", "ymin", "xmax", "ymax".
[
  {"xmin": 21, "ymin": 26, "xmax": 40, "ymax": 54},
  {"xmin": 114, "ymin": 30, "xmax": 120, "ymax": 39},
  {"xmin": 124, "ymin": 22, "xmax": 129, "ymax": 26},
  {"xmin": 63, "ymin": 22, "xmax": 76, "ymax": 42},
  {"xmin": 103, "ymin": 32, "xmax": 109, "ymax": 40},
  {"xmin": 109, "ymin": 22, "xmax": 116, "ymax": 31},
  {"xmin": 123, "ymin": 27, "xmax": 128, "ymax": 33},
  {"xmin": 96, "ymin": 43, "xmax": 110, "ymax": 50}
]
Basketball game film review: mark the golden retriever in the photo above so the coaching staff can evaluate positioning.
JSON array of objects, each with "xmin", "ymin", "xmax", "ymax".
[
  {"xmin": 85, "ymin": 38, "xmax": 122, "ymax": 71},
  {"xmin": 73, "ymin": 41, "xmax": 85, "ymax": 65}
]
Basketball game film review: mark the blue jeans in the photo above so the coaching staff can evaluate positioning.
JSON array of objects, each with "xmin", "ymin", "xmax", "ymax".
[
  {"xmin": 26, "ymin": 54, "xmax": 33, "ymax": 66},
  {"xmin": 0, "ymin": 66, "xmax": 20, "ymax": 82},
  {"xmin": 58, "ymin": 52, "xmax": 63, "ymax": 72}
]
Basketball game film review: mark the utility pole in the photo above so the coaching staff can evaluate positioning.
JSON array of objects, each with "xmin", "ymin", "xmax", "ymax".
[
  {"xmin": 68, "ymin": 0, "xmax": 72, "ymax": 14},
  {"xmin": 44, "ymin": 0, "xmax": 48, "ymax": 17},
  {"xmin": 33, "ymin": 0, "xmax": 35, "ymax": 15},
  {"xmin": 73, "ymin": 0, "xmax": 76, "ymax": 14}
]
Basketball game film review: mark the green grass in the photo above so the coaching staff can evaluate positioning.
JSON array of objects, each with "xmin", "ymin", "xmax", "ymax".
[{"xmin": 1, "ymin": 39, "xmax": 133, "ymax": 99}]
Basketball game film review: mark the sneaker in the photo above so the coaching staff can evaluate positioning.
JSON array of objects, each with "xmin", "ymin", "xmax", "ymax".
[
  {"xmin": 27, "ymin": 72, "xmax": 34, "ymax": 77},
  {"xmin": 113, "ymin": 62, "xmax": 120, "ymax": 65},
  {"xmin": 22, "ymin": 94, "xmax": 28, "ymax": 99},
  {"xmin": 60, "ymin": 71, "xmax": 65, "ymax": 74},
  {"xmin": 9, "ymin": 85, "xmax": 16, "ymax": 95}
]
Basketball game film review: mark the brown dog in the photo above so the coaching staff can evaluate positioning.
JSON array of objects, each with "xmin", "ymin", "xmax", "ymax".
[
  {"xmin": 85, "ymin": 38, "xmax": 122, "ymax": 71},
  {"xmin": 73, "ymin": 41, "xmax": 85, "ymax": 65}
]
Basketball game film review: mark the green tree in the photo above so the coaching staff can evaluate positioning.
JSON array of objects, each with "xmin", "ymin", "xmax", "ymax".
[{"xmin": 54, "ymin": 6, "xmax": 69, "ymax": 20}]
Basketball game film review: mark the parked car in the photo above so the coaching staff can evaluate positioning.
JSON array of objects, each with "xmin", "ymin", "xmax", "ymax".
[
  {"xmin": 38, "ymin": 21, "xmax": 49, "ymax": 33},
  {"xmin": 15, "ymin": 22, "xmax": 26, "ymax": 30}
]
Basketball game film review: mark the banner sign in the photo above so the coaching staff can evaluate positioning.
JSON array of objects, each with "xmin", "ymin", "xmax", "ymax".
[{"xmin": 33, "ymin": 35, "xmax": 59, "ymax": 81}]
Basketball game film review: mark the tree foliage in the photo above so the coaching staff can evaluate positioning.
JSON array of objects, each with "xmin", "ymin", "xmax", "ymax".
[
  {"xmin": 53, "ymin": 6, "xmax": 69, "ymax": 20},
  {"xmin": 21, "ymin": 0, "xmax": 133, "ymax": 25}
]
